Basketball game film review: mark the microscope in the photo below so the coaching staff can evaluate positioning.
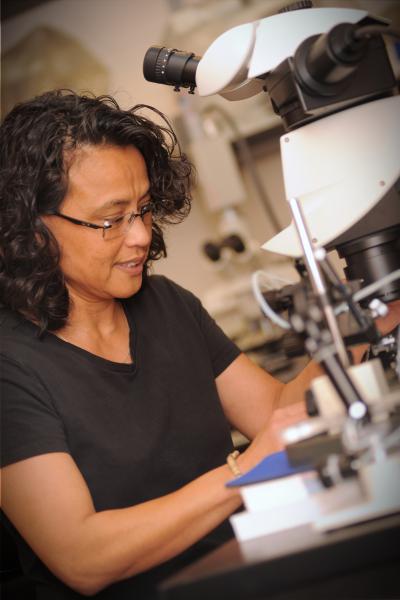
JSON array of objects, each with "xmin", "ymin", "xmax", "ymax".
[{"xmin": 143, "ymin": 3, "xmax": 400, "ymax": 532}]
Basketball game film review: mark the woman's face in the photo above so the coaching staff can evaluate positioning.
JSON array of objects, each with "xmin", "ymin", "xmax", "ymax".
[{"xmin": 43, "ymin": 144, "xmax": 152, "ymax": 304}]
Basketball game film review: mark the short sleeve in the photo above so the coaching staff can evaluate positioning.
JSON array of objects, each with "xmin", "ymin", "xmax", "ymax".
[
  {"xmin": 196, "ymin": 301, "xmax": 241, "ymax": 377},
  {"xmin": 157, "ymin": 277, "xmax": 242, "ymax": 378},
  {"xmin": 0, "ymin": 355, "xmax": 69, "ymax": 467}
]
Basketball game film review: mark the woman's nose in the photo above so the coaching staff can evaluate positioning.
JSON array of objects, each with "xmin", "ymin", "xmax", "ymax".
[{"xmin": 123, "ymin": 216, "xmax": 152, "ymax": 248}]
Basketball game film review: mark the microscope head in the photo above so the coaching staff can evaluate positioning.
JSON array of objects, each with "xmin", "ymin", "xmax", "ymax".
[{"xmin": 143, "ymin": 4, "xmax": 400, "ymax": 301}]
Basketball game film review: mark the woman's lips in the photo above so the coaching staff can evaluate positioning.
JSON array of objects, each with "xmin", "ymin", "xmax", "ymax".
[{"xmin": 114, "ymin": 258, "xmax": 145, "ymax": 276}]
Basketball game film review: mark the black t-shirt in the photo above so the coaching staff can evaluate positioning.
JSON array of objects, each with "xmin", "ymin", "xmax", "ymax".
[{"xmin": 1, "ymin": 275, "xmax": 241, "ymax": 599}]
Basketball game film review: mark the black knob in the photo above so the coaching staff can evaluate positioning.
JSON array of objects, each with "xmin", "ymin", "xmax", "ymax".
[
  {"xmin": 203, "ymin": 242, "xmax": 221, "ymax": 262},
  {"xmin": 305, "ymin": 389, "xmax": 319, "ymax": 417},
  {"xmin": 221, "ymin": 234, "xmax": 246, "ymax": 254}
]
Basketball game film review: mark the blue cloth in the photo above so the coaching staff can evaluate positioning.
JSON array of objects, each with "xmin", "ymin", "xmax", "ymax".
[{"xmin": 226, "ymin": 450, "xmax": 313, "ymax": 487}]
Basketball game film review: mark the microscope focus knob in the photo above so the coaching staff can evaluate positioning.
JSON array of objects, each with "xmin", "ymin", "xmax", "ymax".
[{"xmin": 278, "ymin": 0, "xmax": 313, "ymax": 13}]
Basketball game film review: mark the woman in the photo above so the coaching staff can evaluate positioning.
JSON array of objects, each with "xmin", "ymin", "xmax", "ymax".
[{"xmin": 1, "ymin": 90, "xmax": 398, "ymax": 600}]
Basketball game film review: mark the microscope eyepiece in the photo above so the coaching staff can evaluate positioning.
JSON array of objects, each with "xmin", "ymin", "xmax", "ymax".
[{"xmin": 143, "ymin": 46, "xmax": 200, "ymax": 92}]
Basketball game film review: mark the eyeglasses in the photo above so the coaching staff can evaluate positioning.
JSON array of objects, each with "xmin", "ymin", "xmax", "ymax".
[{"xmin": 50, "ymin": 202, "xmax": 154, "ymax": 240}]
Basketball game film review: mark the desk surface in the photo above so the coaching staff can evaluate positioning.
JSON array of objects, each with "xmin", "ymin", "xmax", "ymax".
[{"xmin": 159, "ymin": 513, "xmax": 400, "ymax": 600}]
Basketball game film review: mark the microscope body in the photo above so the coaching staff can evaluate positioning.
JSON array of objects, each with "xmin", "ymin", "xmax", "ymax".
[{"xmin": 143, "ymin": 4, "xmax": 400, "ymax": 532}]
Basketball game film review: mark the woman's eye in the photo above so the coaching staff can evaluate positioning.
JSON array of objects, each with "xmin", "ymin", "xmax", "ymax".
[
  {"xmin": 107, "ymin": 215, "xmax": 125, "ymax": 226},
  {"xmin": 143, "ymin": 202, "xmax": 155, "ymax": 214}
]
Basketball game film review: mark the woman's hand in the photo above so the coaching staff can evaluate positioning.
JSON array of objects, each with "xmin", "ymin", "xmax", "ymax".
[{"xmin": 238, "ymin": 402, "xmax": 308, "ymax": 473}]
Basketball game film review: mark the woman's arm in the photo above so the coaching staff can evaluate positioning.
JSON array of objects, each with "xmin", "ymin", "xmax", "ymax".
[
  {"xmin": 217, "ymin": 299, "xmax": 400, "ymax": 440},
  {"xmin": 2, "ymin": 452, "xmax": 241, "ymax": 595},
  {"xmin": 2, "ymin": 426, "xmax": 273, "ymax": 597},
  {"xmin": 216, "ymin": 353, "xmax": 312, "ymax": 441}
]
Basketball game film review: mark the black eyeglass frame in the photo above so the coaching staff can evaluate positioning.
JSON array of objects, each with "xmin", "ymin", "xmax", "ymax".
[{"xmin": 49, "ymin": 203, "xmax": 155, "ymax": 238}]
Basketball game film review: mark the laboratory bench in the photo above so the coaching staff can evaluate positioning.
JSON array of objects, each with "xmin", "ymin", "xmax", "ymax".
[{"xmin": 159, "ymin": 513, "xmax": 400, "ymax": 600}]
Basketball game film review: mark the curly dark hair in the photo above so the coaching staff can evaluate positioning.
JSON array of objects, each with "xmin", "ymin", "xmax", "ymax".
[{"xmin": 0, "ymin": 90, "xmax": 193, "ymax": 332}]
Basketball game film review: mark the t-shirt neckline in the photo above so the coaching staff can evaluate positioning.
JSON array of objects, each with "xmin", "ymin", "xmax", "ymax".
[{"xmin": 43, "ymin": 300, "xmax": 138, "ymax": 373}]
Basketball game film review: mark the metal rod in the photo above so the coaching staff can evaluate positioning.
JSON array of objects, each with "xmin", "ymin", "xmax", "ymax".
[
  {"xmin": 288, "ymin": 197, "xmax": 350, "ymax": 368},
  {"xmin": 317, "ymin": 249, "xmax": 378, "ymax": 343}
]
